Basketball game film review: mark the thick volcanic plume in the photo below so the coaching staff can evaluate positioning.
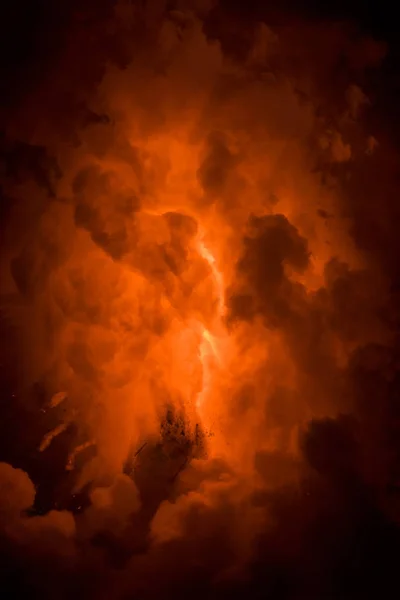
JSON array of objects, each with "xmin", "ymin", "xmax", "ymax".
[{"xmin": 1, "ymin": 1, "xmax": 400, "ymax": 599}]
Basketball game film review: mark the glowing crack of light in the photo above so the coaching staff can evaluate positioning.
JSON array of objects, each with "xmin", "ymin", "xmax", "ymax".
[
  {"xmin": 194, "ymin": 237, "xmax": 226, "ymax": 409},
  {"xmin": 196, "ymin": 327, "xmax": 215, "ymax": 408},
  {"xmin": 197, "ymin": 240, "xmax": 225, "ymax": 318}
]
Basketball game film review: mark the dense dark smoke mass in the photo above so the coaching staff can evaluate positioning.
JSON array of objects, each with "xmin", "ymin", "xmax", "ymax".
[{"xmin": 2, "ymin": 1, "xmax": 400, "ymax": 598}]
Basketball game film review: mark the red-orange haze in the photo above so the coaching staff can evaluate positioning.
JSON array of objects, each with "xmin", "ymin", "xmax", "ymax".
[{"xmin": 0, "ymin": 2, "xmax": 396, "ymax": 597}]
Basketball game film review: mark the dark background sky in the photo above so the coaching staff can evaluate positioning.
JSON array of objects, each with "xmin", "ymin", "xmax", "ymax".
[
  {"xmin": 1, "ymin": 3, "xmax": 400, "ymax": 599},
  {"xmin": 2, "ymin": 0, "xmax": 400, "ymax": 134}
]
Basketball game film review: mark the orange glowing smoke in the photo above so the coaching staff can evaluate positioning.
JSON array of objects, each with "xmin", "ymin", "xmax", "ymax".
[
  {"xmin": 40, "ymin": 215, "xmax": 229, "ymax": 467},
  {"xmin": 24, "ymin": 11, "xmax": 386, "ymax": 490},
  {"xmin": 36, "ymin": 131, "xmax": 353, "ymax": 477}
]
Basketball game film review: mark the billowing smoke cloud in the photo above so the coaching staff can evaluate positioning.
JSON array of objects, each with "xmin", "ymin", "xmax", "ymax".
[{"xmin": 1, "ymin": 1, "xmax": 400, "ymax": 598}]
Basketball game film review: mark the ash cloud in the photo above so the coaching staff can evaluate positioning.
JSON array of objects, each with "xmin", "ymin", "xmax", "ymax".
[
  {"xmin": 227, "ymin": 213, "xmax": 310, "ymax": 325},
  {"xmin": 1, "ymin": 1, "xmax": 400, "ymax": 599}
]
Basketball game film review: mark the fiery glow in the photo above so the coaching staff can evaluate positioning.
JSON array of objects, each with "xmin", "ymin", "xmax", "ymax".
[
  {"xmin": 39, "ymin": 216, "xmax": 230, "ymax": 461},
  {"xmin": 1, "ymin": 5, "xmax": 396, "ymax": 598},
  {"xmin": 6, "ymin": 5, "xmax": 386, "ymax": 511}
]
